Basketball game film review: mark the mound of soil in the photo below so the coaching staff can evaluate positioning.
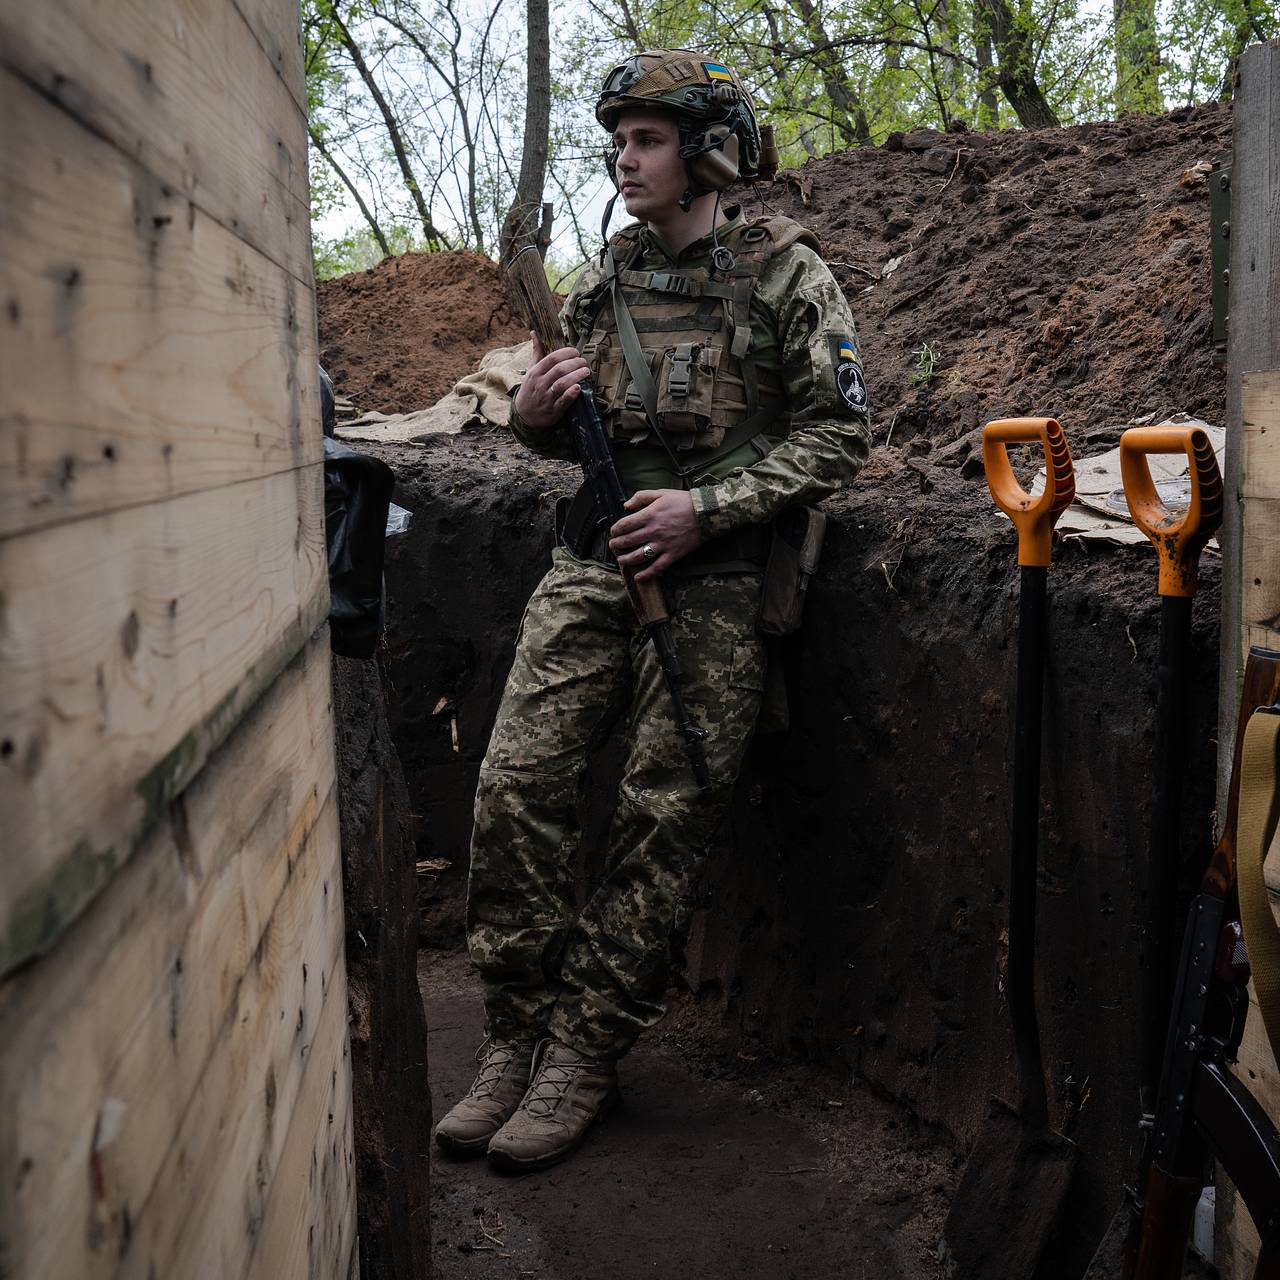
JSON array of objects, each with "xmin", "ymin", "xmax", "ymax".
[
  {"xmin": 317, "ymin": 251, "xmax": 529, "ymax": 414},
  {"xmin": 748, "ymin": 102, "xmax": 1231, "ymax": 449}
]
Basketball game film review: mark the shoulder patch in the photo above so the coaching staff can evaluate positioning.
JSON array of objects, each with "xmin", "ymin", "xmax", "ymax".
[{"xmin": 828, "ymin": 335, "xmax": 868, "ymax": 413}]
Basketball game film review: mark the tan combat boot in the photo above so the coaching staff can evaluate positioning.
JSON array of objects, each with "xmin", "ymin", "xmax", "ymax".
[
  {"xmin": 486, "ymin": 1036, "xmax": 620, "ymax": 1172},
  {"xmin": 434, "ymin": 1036, "xmax": 535, "ymax": 1157}
]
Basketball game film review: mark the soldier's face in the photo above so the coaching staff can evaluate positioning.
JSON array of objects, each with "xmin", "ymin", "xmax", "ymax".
[{"xmin": 612, "ymin": 111, "xmax": 686, "ymax": 219}]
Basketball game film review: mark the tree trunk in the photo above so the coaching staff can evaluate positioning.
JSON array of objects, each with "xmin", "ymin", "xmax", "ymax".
[
  {"xmin": 331, "ymin": 5, "xmax": 453, "ymax": 250},
  {"xmin": 1113, "ymin": 0, "xmax": 1163, "ymax": 112},
  {"xmin": 784, "ymin": 0, "xmax": 869, "ymax": 147},
  {"xmin": 986, "ymin": 0, "xmax": 1060, "ymax": 127},
  {"xmin": 929, "ymin": 0, "xmax": 966, "ymax": 125},
  {"xmin": 974, "ymin": 0, "xmax": 1000, "ymax": 127},
  {"xmin": 499, "ymin": 0, "xmax": 552, "ymax": 264},
  {"xmin": 309, "ymin": 124, "xmax": 391, "ymax": 259}
]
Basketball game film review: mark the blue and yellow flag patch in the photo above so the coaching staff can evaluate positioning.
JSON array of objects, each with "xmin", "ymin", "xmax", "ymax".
[
  {"xmin": 703, "ymin": 62, "xmax": 734, "ymax": 83},
  {"xmin": 836, "ymin": 338, "xmax": 858, "ymax": 362}
]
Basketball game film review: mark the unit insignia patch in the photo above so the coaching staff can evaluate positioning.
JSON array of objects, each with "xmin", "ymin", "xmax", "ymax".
[{"xmin": 828, "ymin": 336, "xmax": 868, "ymax": 412}]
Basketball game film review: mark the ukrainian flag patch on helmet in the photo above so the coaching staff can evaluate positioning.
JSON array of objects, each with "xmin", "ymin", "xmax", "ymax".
[{"xmin": 703, "ymin": 62, "xmax": 734, "ymax": 82}]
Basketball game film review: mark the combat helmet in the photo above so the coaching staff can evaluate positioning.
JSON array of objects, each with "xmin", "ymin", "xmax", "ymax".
[{"xmin": 596, "ymin": 50, "xmax": 777, "ymax": 201}]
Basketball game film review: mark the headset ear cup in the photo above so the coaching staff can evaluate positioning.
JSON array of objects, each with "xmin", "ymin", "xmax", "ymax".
[{"xmin": 687, "ymin": 127, "xmax": 739, "ymax": 191}]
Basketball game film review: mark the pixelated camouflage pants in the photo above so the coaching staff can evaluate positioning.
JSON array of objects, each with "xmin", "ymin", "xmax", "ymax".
[{"xmin": 467, "ymin": 548, "xmax": 765, "ymax": 1060}]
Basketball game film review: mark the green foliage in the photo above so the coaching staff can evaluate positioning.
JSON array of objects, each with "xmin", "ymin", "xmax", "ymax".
[
  {"xmin": 304, "ymin": 0, "xmax": 1265, "ymax": 275},
  {"xmin": 313, "ymin": 224, "xmax": 425, "ymax": 281},
  {"xmin": 910, "ymin": 341, "xmax": 940, "ymax": 387}
]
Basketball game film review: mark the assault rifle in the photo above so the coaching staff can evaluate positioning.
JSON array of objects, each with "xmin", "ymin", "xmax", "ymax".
[
  {"xmin": 1111, "ymin": 645, "xmax": 1280, "ymax": 1277},
  {"xmin": 507, "ymin": 246, "xmax": 711, "ymax": 790}
]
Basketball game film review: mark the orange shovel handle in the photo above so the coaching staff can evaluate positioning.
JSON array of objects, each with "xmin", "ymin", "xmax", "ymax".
[
  {"xmin": 1119, "ymin": 426, "xmax": 1224, "ymax": 598},
  {"xmin": 983, "ymin": 418, "xmax": 1076, "ymax": 567}
]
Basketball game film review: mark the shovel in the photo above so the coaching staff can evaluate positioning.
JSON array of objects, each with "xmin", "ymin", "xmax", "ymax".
[
  {"xmin": 1119, "ymin": 425, "xmax": 1225, "ymax": 1124},
  {"xmin": 942, "ymin": 418, "xmax": 1078, "ymax": 1280},
  {"xmin": 1081, "ymin": 423, "xmax": 1224, "ymax": 1280}
]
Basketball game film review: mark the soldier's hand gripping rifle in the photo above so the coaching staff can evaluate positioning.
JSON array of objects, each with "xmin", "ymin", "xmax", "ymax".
[{"xmin": 508, "ymin": 246, "xmax": 711, "ymax": 790}]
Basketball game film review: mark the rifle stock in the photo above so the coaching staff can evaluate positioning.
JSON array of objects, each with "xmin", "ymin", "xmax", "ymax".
[{"xmin": 507, "ymin": 246, "xmax": 711, "ymax": 789}]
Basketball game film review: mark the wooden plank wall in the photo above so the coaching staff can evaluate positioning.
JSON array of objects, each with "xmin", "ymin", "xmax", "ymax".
[
  {"xmin": 0, "ymin": 0, "xmax": 357, "ymax": 1275},
  {"xmin": 1216, "ymin": 38, "xmax": 1280, "ymax": 1280}
]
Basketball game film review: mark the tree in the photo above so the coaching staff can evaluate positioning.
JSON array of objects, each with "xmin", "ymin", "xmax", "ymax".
[
  {"xmin": 329, "ymin": 3, "xmax": 454, "ymax": 248},
  {"xmin": 499, "ymin": 0, "xmax": 552, "ymax": 263},
  {"xmin": 304, "ymin": 0, "xmax": 1260, "ymax": 278},
  {"xmin": 1113, "ymin": 0, "xmax": 1163, "ymax": 112},
  {"xmin": 984, "ymin": 0, "xmax": 1061, "ymax": 126},
  {"xmin": 309, "ymin": 122, "xmax": 391, "ymax": 257},
  {"xmin": 783, "ymin": 0, "xmax": 873, "ymax": 146}
]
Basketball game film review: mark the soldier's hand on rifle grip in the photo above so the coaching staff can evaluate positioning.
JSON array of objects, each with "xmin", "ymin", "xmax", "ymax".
[
  {"xmin": 982, "ymin": 417, "xmax": 1076, "ymax": 568},
  {"xmin": 1119, "ymin": 425, "xmax": 1224, "ymax": 598},
  {"xmin": 514, "ymin": 332, "xmax": 592, "ymax": 430},
  {"xmin": 609, "ymin": 489, "xmax": 703, "ymax": 582}
]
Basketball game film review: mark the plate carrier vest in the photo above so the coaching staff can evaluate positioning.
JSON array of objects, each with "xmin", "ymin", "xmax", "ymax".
[{"xmin": 573, "ymin": 214, "xmax": 820, "ymax": 458}]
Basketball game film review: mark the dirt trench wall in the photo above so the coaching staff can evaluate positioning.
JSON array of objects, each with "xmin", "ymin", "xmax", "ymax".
[
  {"xmin": 332, "ymin": 656, "xmax": 432, "ymax": 1280},
  {"xmin": 373, "ymin": 435, "xmax": 1218, "ymax": 1270}
]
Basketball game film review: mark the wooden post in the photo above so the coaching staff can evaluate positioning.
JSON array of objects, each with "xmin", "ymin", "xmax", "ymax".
[
  {"xmin": 1216, "ymin": 37, "xmax": 1280, "ymax": 1279},
  {"xmin": 0, "ymin": 1, "xmax": 358, "ymax": 1275}
]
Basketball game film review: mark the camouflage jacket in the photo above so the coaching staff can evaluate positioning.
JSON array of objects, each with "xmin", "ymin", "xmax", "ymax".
[{"xmin": 511, "ymin": 206, "xmax": 871, "ymax": 540}]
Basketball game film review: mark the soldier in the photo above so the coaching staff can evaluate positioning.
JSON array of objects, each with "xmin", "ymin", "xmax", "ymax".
[{"xmin": 434, "ymin": 49, "xmax": 872, "ymax": 1171}]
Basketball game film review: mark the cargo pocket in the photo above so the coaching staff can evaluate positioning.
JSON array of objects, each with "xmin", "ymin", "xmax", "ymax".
[{"xmin": 729, "ymin": 641, "xmax": 767, "ymax": 694}]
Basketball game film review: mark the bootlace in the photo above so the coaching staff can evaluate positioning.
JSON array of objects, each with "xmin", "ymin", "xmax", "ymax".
[
  {"xmin": 521, "ymin": 1046, "xmax": 587, "ymax": 1118},
  {"xmin": 469, "ymin": 1037, "xmax": 525, "ymax": 1101}
]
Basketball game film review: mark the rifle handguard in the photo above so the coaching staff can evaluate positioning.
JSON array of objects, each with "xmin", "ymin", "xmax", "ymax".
[
  {"xmin": 982, "ymin": 417, "xmax": 1076, "ymax": 567},
  {"xmin": 1119, "ymin": 425, "xmax": 1223, "ymax": 598}
]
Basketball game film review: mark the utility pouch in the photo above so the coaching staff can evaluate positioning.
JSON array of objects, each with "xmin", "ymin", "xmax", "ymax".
[
  {"xmin": 756, "ymin": 506, "xmax": 827, "ymax": 638},
  {"xmin": 655, "ymin": 343, "xmax": 718, "ymax": 439}
]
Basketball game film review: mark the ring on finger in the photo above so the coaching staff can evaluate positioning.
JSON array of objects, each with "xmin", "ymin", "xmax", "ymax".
[{"xmin": 640, "ymin": 543, "xmax": 657, "ymax": 562}]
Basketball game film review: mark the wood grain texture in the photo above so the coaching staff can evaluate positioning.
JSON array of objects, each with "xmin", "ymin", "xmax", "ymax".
[
  {"xmin": 1219, "ymin": 40, "xmax": 1280, "ymax": 796},
  {"xmin": 231, "ymin": 0, "xmax": 306, "ymax": 114},
  {"xmin": 0, "ymin": 65, "xmax": 320, "ymax": 540},
  {"xmin": 1218, "ymin": 40, "xmax": 1280, "ymax": 1273},
  {"xmin": 0, "ymin": 0, "xmax": 310, "ymax": 282},
  {"xmin": 0, "ymin": 466, "xmax": 329, "ymax": 975},
  {"xmin": 252, "ymin": 984, "xmax": 359, "ymax": 1280},
  {"xmin": 0, "ymin": 635, "xmax": 354, "ymax": 1279}
]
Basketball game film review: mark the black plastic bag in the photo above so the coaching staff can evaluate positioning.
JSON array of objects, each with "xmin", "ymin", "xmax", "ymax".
[{"xmin": 324, "ymin": 435, "xmax": 395, "ymax": 659}]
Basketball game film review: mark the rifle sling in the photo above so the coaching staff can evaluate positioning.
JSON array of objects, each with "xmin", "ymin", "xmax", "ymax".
[{"xmin": 1237, "ymin": 709, "xmax": 1280, "ymax": 1072}]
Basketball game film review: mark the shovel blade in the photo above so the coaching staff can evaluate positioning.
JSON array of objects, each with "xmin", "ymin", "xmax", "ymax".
[{"xmin": 941, "ymin": 1097, "xmax": 1078, "ymax": 1280}]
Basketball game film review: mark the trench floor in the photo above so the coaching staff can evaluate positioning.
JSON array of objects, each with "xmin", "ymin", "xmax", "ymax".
[{"xmin": 420, "ymin": 946, "xmax": 955, "ymax": 1279}]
